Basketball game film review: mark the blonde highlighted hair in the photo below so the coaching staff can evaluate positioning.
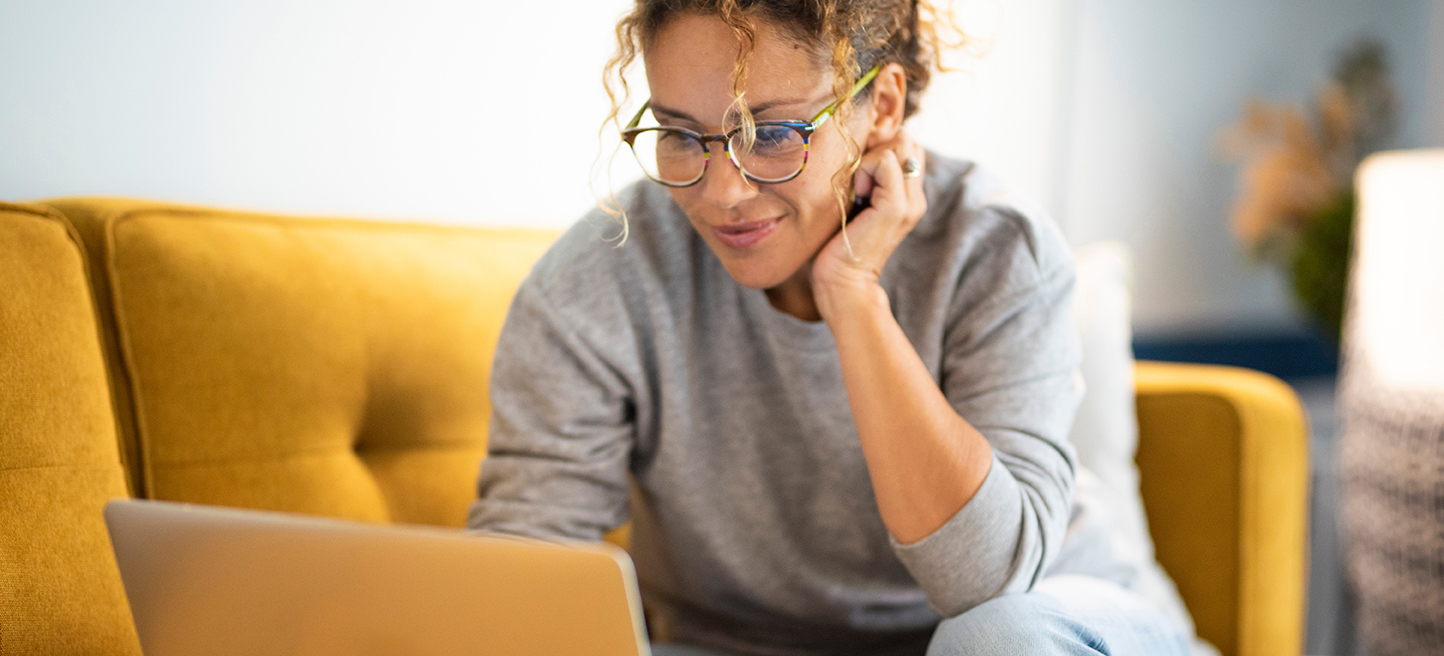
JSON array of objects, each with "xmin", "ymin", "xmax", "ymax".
[{"xmin": 598, "ymin": 0, "xmax": 966, "ymax": 244}]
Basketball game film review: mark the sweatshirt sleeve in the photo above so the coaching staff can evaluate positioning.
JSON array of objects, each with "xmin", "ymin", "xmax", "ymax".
[
  {"xmin": 465, "ymin": 272, "xmax": 637, "ymax": 542},
  {"xmin": 890, "ymin": 207, "xmax": 1083, "ymax": 618}
]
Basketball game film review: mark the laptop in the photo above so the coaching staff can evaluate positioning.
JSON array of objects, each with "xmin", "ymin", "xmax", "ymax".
[{"xmin": 104, "ymin": 499, "xmax": 651, "ymax": 656}]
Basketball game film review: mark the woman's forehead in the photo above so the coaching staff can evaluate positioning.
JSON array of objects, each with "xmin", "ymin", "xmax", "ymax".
[{"xmin": 643, "ymin": 13, "xmax": 830, "ymax": 121}]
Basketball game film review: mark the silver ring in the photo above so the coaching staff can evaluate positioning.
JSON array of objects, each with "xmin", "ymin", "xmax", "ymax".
[{"xmin": 901, "ymin": 157, "xmax": 922, "ymax": 178}]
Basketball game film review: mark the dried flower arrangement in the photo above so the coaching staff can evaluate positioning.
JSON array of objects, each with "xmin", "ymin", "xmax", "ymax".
[{"xmin": 1220, "ymin": 40, "xmax": 1398, "ymax": 342}]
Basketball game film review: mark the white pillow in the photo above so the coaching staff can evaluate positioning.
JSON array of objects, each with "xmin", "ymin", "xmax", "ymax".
[{"xmin": 1070, "ymin": 242, "xmax": 1214, "ymax": 656}]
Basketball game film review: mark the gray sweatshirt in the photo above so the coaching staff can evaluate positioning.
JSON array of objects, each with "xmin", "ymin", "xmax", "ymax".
[{"xmin": 468, "ymin": 155, "xmax": 1094, "ymax": 655}]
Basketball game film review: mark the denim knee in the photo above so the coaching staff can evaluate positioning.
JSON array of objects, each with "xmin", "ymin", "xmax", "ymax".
[{"xmin": 926, "ymin": 593, "xmax": 1110, "ymax": 656}]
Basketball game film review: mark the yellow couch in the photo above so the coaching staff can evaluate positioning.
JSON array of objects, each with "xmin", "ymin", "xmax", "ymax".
[{"xmin": 0, "ymin": 198, "xmax": 1308, "ymax": 656}]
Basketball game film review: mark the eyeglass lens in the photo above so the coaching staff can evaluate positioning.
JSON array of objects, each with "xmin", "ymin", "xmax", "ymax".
[{"xmin": 629, "ymin": 124, "xmax": 807, "ymax": 185}]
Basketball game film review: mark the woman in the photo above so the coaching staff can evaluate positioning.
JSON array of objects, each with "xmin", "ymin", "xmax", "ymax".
[{"xmin": 469, "ymin": 1, "xmax": 1190, "ymax": 654}]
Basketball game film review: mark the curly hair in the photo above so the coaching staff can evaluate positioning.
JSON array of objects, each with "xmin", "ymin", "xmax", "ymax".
[{"xmin": 598, "ymin": 0, "xmax": 966, "ymax": 243}]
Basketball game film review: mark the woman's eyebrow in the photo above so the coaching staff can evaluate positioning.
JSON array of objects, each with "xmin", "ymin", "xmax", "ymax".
[
  {"xmin": 648, "ymin": 103, "xmax": 700, "ymax": 123},
  {"xmin": 750, "ymin": 99, "xmax": 809, "ymax": 118},
  {"xmin": 649, "ymin": 98, "xmax": 814, "ymax": 125}
]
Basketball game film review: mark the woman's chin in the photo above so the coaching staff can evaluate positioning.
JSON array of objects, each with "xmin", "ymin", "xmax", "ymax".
[{"xmin": 716, "ymin": 258, "xmax": 796, "ymax": 290}]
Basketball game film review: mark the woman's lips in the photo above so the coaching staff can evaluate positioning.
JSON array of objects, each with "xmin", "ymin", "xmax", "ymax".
[{"xmin": 712, "ymin": 218, "xmax": 781, "ymax": 249}]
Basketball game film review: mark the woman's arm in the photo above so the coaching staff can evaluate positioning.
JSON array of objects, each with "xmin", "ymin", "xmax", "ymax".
[
  {"xmin": 821, "ymin": 276, "xmax": 993, "ymax": 545},
  {"xmin": 812, "ymin": 142, "xmax": 992, "ymax": 545},
  {"xmin": 806, "ymin": 67, "xmax": 994, "ymax": 544},
  {"xmin": 468, "ymin": 264, "xmax": 638, "ymax": 541},
  {"xmin": 813, "ymin": 130, "xmax": 1080, "ymax": 617}
]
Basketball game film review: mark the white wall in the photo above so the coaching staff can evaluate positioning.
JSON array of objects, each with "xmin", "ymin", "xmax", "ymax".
[
  {"xmin": 0, "ymin": 0, "xmax": 1064, "ymax": 229},
  {"xmin": 0, "ymin": 0, "xmax": 636, "ymax": 226},
  {"xmin": 1429, "ymin": 0, "xmax": 1444, "ymax": 146},
  {"xmin": 1, "ymin": 0, "xmax": 1439, "ymax": 335},
  {"xmin": 1056, "ymin": 0, "xmax": 1436, "ymax": 334},
  {"xmin": 907, "ymin": 0, "xmax": 1071, "ymax": 213}
]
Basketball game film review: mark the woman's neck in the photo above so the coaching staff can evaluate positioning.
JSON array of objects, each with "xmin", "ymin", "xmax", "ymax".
[{"xmin": 764, "ymin": 263, "xmax": 822, "ymax": 322}]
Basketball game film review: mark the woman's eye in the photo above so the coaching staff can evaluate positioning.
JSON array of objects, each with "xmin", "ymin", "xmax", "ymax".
[
  {"xmin": 752, "ymin": 127, "xmax": 800, "ymax": 155},
  {"xmin": 657, "ymin": 131, "xmax": 698, "ymax": 152}
]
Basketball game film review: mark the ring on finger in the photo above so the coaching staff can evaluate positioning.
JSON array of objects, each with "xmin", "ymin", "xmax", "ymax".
[{"xmin": 901, "ymin": 157, "xmax": 922, "ymax": 178}]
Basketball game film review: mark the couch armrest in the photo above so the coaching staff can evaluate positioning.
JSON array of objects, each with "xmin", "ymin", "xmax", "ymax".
[{"xmin": 1133, "ymin": 361, "xmax": 1309, "ymax": 656}]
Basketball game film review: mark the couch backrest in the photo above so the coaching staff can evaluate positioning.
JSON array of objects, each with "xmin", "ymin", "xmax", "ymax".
[
  {"xmin": 47, "ymin": 199, "xmax": 557, "ymax": 527},
  {"xmin": 0, "ymin": 202, "xmax": 141, "ymax": 655}
]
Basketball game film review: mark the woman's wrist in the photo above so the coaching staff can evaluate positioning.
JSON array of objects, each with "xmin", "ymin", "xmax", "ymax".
[{"xmin": 815, "ymin": 277, "xmax": 890, "ymax": 326}]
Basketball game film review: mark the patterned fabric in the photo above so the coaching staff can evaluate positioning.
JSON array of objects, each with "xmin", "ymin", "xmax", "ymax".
[{"xmin": 1338, "ymin": 361, "xmax": 1444, "ymax": 655}]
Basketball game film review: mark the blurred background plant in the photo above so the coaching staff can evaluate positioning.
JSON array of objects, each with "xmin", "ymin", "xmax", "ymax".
[{"xmin": 1221, "ymin": 40, "xmax": 1399, "ymax": 343}]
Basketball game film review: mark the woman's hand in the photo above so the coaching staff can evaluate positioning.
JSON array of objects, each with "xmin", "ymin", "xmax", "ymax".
[
  {"xmin": 813, "ymin": 134, "xmax": 993, "ymax": 545},
  {"xmin": 811, "ymin": 131, "xmax": 927, "ymax": 324}
]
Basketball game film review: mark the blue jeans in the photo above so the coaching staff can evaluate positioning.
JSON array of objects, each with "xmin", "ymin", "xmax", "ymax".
[{"xmin": 650, "ymin": 575, "xmax": 1192, "ymax": 656}]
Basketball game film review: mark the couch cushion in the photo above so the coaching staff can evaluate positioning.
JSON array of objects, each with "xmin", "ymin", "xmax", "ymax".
[
  {"xmin": 50, "ymin": 199, "xmax": 557, "ymax": 527},
  {"xmin": 0, "ymin": 202, "xmax": 140, "ymax": 654},
  {"xmin": 1070, "ymin": 243, "xmax": 1199, "ymax": 649}
]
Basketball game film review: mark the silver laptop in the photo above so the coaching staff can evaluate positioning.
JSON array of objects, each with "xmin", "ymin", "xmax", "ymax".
[{"xmin": 104, "ymin": 499, "xmax": 651, "ymax": 656}]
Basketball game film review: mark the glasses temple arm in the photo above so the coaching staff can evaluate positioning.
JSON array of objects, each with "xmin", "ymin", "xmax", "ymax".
[
  {"xmin": 624, "ymin": 101, "xmax": 651, "ymax": 131},
  {"xmin": 808, "ymin": 65, "xmax": 883, "ymax": 127}
]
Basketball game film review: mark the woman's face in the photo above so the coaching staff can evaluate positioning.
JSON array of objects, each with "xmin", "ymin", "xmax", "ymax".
[{"xmin": 642, "ymin": 14, "xmax": 871, "ymax": 290}]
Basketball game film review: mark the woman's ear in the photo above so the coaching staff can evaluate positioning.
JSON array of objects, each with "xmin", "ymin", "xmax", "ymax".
[{"xmin": 864, "ymin": 62, "xmax": 908, "ymax": 148}]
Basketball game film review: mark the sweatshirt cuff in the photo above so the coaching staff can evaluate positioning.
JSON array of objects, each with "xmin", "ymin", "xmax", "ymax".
[{"xmin": 889, "ymin": 453, "xmax": 1027, "ymax": 617}]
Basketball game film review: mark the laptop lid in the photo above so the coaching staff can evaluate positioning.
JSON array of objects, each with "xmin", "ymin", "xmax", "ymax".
[{"xmin": 104, "ymin": 499, "xmax": 650, "ymax": 656}]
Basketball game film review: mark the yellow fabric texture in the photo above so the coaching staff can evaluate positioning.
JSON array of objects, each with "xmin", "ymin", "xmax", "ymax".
[
  {"xmin": 0, "ymin": 203, "xmax": 141, "ymax": 655},
  {"xmin": 1135, "ymin": 361, "xmax": 1309, "ymax": 656},
  {"xmin": 46, "ymin": 200, "xmax": 148, "ymax": 497},
  {"xmin": 51, "ymin": 198, "xmax": 557, "ymax": 527},
  {"xmin": 4, "ymin": 197, "xmax": 1309, "ymax": 655}
]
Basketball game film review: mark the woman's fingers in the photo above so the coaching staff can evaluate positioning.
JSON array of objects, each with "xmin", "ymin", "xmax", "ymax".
[
  {"xmin": 854, "ymin": 136, "xmax": 923, "ymax": 213},
  {"xmin": 851, "ymin": 136, "xmax": 926, "ymax": 238},
  {"xmin": 869, "ymin": 151, "xmax": 907, "ymax": 216},
  {"xmin": 854, "ymin": 163, "xmax": 876, "ymax": 200},
  {"xmin": 816, "ymin": 132, "xmax": 927, "ymax": 280},
  {"xmin": 903, "ymin": 144, "xmax": 927, "ymax": 219}
]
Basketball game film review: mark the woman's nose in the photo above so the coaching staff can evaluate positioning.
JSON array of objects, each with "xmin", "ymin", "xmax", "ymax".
[{"xmin": 695, "ymin": 141, "xmax": 757, "ymax": 208}]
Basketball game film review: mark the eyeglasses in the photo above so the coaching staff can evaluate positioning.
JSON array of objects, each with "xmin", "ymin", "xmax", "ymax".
[{"xmin": 621, "ymin": 66, "xmax": 881, "ymax": 188}]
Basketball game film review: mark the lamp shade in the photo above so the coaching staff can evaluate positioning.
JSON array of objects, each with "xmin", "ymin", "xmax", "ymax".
[{"xmin": 1349, "ymin": 150, "xmax": 1444, "ymax": 392}]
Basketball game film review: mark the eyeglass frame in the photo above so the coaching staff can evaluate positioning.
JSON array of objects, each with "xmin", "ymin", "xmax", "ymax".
[{"xmin": 620, "ymin": 65, "xmax": 882, "ymax": 188}]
